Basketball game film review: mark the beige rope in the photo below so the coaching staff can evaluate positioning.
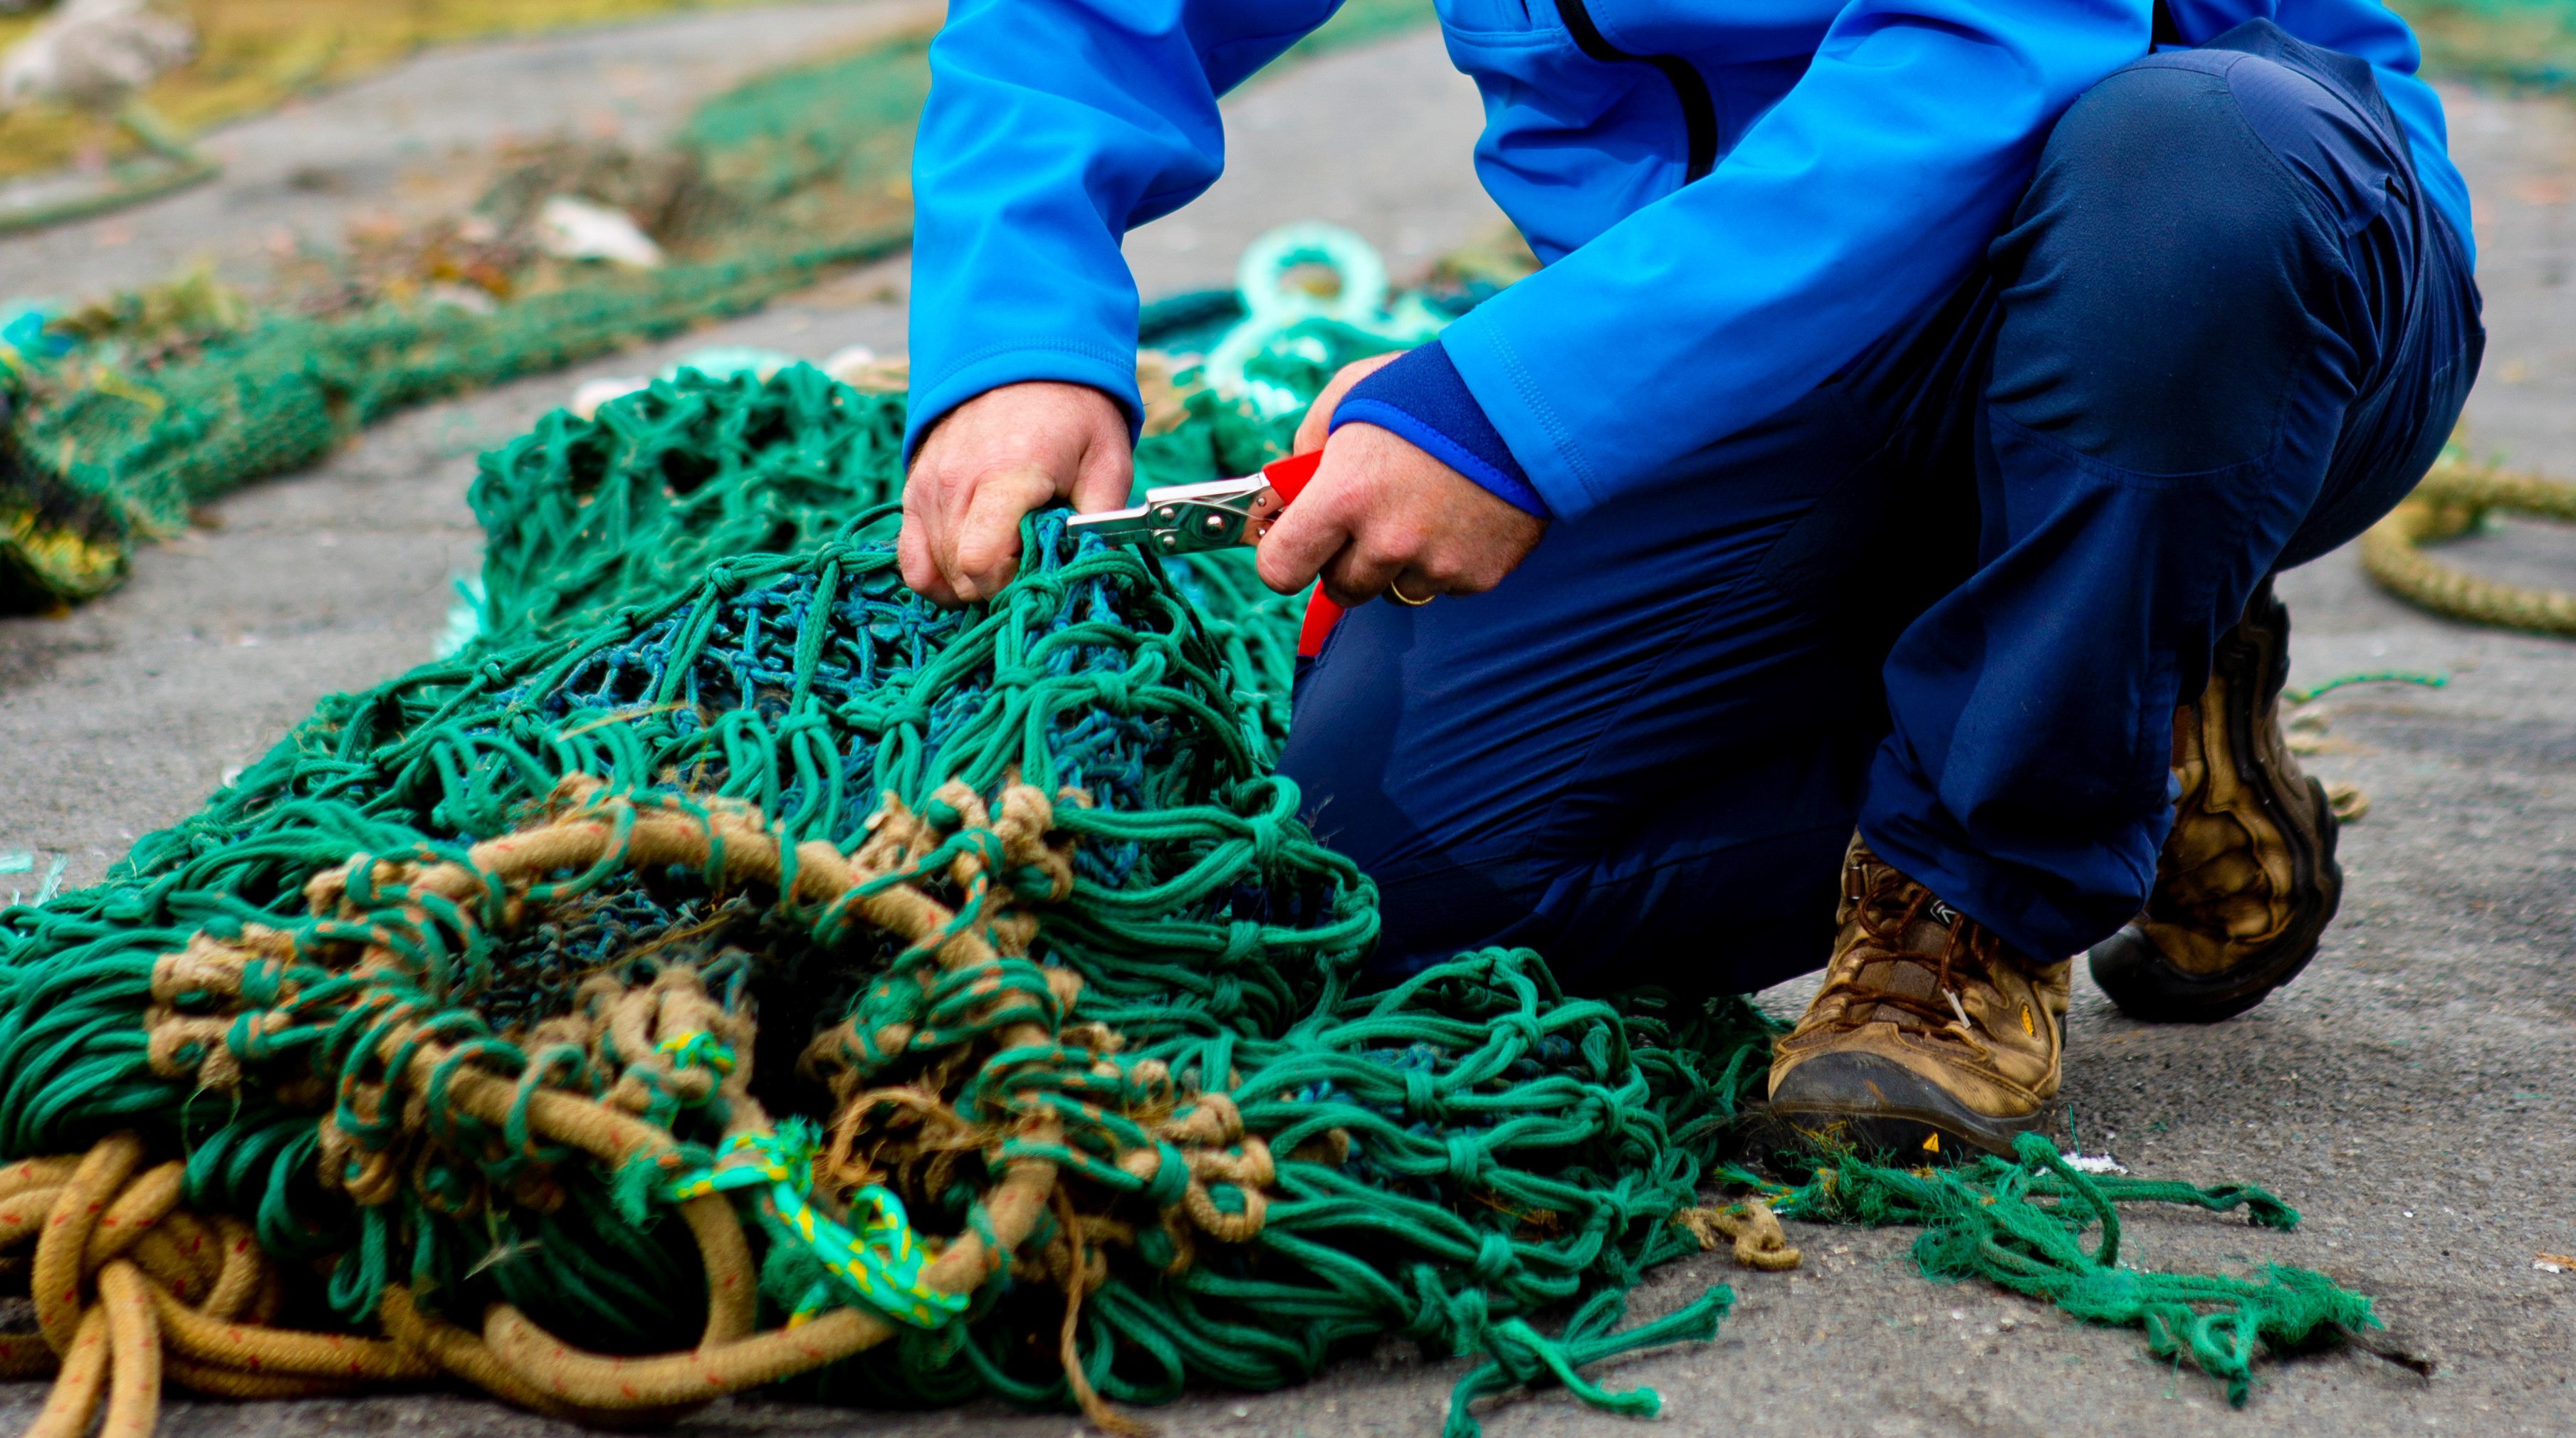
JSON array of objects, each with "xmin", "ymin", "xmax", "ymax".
[
  {"xmin": 0, "ymin": 775, "xmax": 1285, "ymax": 1437},
  {"xmin": 2360, "ymin": 458, "xmax": 2576, "ymax": 636},
  {"xmin": 1674, "ymin": 1197, "xmax": 1803, "ymax": 1272},
  {"xmin": 0, "ymin": 1128, "xmax": 400, "ymax": 1438},
  {"xmin": 1, "ymin": 775, "xmax": 1161, "ymax": 1435}
]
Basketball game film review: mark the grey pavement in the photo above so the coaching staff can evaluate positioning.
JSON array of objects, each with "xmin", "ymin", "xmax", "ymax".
[
  {"xmin": 0, "ymin": 17, "xmax": 2569, "ymax": 1438},
  {"xmin": 0, "ymin": 0, "xmax": 941, "ymax": 303}
]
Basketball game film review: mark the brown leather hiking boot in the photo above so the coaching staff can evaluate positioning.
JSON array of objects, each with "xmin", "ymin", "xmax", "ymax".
[
  {"xmin": 1765, "ymin": 839, "xmax": 2070, "ymax": 1160},
  {"xmin": 2089, "ymin": 578, "xmax": 2342, "ymax": 1022}
]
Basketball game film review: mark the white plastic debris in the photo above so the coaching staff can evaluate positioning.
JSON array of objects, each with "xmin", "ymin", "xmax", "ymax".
[
  {"xmin": 418, "ymin": 283, "xmax": 498, "ymax": 315},
  {"xmin": 432, "ymin": 573, "xmax": 487, "ymax": 660},
  {"xmin": 0, "ymin": 0, "xmax": 194, "ymax": 114},
  {"xmin": 661, "ymin": 346, "xmax": 797, "ymax": 384},
  {"xmin": 824, "ymin": 344, "xmax": 906, "ymax": 392},
  {"xmin": 2061, "ymin": 1153, "xmax": 2129, "ymax": 1176},
  {"xmin": 568, "ymin": 375, "xmax": 649, "ymax": 421},
  {"xmin": 533, "ymin": 195, "xmax": 664, "ymax": 269}
]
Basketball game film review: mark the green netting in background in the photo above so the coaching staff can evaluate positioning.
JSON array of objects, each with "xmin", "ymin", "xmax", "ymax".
[
  {"xmin": 2396, "ymin": 0, "xmax": 2576, "ymax": 88},
  {"xmin": 0, "ymin": 0, "xmax": 1438, "ymax": 609}
]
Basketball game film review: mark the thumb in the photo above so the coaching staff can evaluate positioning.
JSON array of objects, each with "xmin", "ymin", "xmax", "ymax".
[
  {"xmin": 1068, "ymin": 424, "xmax": 1134, "ymax": 515},
  {"xmin": 949, "ymin": 464, "xmax": 1058, "ymax": 602}
]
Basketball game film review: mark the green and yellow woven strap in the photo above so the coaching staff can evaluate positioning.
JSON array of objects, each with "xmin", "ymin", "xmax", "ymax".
[{"xmin": 666, "ymin": 1121, "xmax": 965, "ymax": 1331}]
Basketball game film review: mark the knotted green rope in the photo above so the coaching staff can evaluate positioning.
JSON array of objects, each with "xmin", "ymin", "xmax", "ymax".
[{"xmin": 0, "ymin": 364, "xmax": 2370, "ymax": 1432}]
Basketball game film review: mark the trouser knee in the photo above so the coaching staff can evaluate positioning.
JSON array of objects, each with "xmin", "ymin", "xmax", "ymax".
[{"xmin": 1986, "ymin": 56, "xmax": 2350, "ymax": 477}]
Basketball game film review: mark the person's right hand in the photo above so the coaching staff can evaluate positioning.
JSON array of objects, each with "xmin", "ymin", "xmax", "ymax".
[{"xmin": 899, "ymin": 381, "xmax": 1132, "ymax": 607}]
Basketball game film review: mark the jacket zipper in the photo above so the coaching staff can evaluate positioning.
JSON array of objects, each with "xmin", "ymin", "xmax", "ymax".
[{"xmin": 1551, "ymin": 0, "xmax": 1718, "ymax": 182}]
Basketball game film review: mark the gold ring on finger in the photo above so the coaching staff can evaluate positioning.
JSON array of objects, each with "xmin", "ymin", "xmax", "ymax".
[{"xmin": 1386, "ymin": 577, "xmax": 1435, "ymax": 607}]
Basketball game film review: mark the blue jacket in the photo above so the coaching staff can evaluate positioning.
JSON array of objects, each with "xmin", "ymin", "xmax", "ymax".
[{"xmin": 905, "ymin": 0, "xmax": 2468, "ymax": 521}]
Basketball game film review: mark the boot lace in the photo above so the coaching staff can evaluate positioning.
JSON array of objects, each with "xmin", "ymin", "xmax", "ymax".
[{"xmin": 1810, "ymin": 856, "xmax": 2004, "ymax": 1041}]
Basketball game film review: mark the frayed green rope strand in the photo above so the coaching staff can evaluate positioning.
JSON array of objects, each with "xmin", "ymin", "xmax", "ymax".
[
  {"xmin": 2285, "ymin": 671, "xmax": 2446, "ymax": 704},
  {"xmin": 1730, "ymin": 1132, "xmax": 2375, "ymax": 1406}
]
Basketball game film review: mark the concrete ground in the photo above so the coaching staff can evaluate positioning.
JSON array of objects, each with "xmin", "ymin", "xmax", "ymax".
[{"xmin": 0, "ymin": 13, "xmax": 2569, "ymax": 1437}]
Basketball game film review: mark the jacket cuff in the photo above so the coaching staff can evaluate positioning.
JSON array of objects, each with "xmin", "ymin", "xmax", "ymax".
[
  {"xmin": 1330, "ymin": 342, "xmax": 1552, "ymax": 520},
  {"xmin": 1435, "ymin": 312, "xmax": 1604, "ymax": 522},
  {"xmin": 902, "ymin": 340, "xmax": 1143, "ymax": 466}
]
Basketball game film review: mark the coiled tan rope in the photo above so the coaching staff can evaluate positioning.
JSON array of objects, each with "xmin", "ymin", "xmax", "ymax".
[
  {"xmin": 2360, "ymin": 458, "xmax": 2576, "ymax": 636},
  {"xmin": 0, "ymin": 775, "xmax": 1136, "ymax": 1437}
]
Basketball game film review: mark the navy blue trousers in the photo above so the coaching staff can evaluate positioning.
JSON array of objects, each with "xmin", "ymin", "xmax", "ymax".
[{"xmin": 1279, "ymin": 22, "xmax": 2483, "ymax": 994}]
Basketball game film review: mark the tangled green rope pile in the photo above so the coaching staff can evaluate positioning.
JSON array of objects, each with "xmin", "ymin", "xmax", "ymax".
[
  {"xmin": 0, "ymin": 367, "xmax": 1783, "ymax": 1436},
  {"xmin": 0, "ymin": 367, "xmax": 2382, "ymax": 1434}
]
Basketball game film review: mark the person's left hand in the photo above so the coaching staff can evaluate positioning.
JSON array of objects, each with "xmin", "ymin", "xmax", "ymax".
[{"xmin": 1257, "ymin": 397, "xmax": 1546, "ymax": 608}]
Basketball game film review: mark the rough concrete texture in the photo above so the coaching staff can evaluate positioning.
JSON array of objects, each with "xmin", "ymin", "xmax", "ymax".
[{"xmin": 0, "ymin": 14, "xmax": 2569, "ymax": 1438}]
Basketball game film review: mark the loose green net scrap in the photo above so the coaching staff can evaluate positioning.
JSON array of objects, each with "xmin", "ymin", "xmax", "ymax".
[{"xmin": 0, "ymin": 367, "xmax": 2381, "ymax": 1434}]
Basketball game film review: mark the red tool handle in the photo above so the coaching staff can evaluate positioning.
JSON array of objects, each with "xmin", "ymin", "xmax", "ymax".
[
  {"xmin": 1260, "ymin": 451, "xmax": 1345, "ymax": 658},
  {"xmin": 1262, "ymin": 449, "xmax": 1324, "ymax": 502}
]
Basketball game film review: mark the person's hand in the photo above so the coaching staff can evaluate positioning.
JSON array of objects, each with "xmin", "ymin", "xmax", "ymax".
[
  {"xmin": 1291, "ymin": 351, "xmax": 1401, "ymax": 455},
  {"xmin": 901, "ymin": 381, "xmax": 1131, "ymax": 606},
  {"xmin": 1257, "ymin": 419, "xmax": 1547, "ymax": 609}
]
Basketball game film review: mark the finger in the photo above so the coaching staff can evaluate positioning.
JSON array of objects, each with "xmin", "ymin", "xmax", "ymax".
[
  {"xmin": 1290, "ymin": 404, "xmax": 1331, "ymax": 460},
  {"xmin": 1319, "ymin": 541, "xmax": 1404, "ymax": 610},
  {"xmin": 1292, "ymin": 351, "xmax": 1405, "ymax": 456},
  {"xmin": 1384, "ymin": 566, "xmax": 1443, "ymax": 605},
  {"xmin": 1399, "ymin": 537, "xmax": 1484, "ymax": 597},
  {"xmin": 948, "ymin": 466, "xmax": 1057, "ymax": 602},
  {"xmin": 899, "ymin": 478, "xmax": 965, "ymax": 604}
]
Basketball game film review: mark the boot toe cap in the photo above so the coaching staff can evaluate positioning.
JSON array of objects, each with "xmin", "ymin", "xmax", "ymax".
[{"xmin": 1764, "ymin": 1050, "xmax": 2038, "ymax": 1161}]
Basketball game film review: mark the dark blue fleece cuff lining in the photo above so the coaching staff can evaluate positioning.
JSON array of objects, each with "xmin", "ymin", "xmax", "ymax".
[
  {"xmin": 1332, "ymin": 343, "xmax": 1551, "ymax": 520},
  {"xmin": 1331, "ymin": 400, "xmax": 1553, "ymax": 520}
]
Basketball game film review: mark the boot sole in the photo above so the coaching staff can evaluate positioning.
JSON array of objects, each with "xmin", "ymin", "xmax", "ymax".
[
  {"xmin": 2091, "ymin": 580, "xmax": 2344, "ymax": 1023},
  {"xmin": 1757, "ymin": 1051, "xmax": 2039, "ymax": 1163}
]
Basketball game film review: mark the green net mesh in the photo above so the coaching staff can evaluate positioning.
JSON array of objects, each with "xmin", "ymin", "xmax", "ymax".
[
  {"xmin": 0, "ymin": 368, "xmax": 2384, "ymax": 1432},
  {"xmin": 0, "ymin": 0, "xmax": 2395, "ymax": 1418}
]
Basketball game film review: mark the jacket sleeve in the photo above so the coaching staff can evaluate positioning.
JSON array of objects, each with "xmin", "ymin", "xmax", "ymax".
[
  {"xmin": 1436, "ymin": 0, "xmax": 2147, "ymax": 521},
  {"xmin": 904, "ymin": 0, "xmax": 1345, "ymax": 461}
]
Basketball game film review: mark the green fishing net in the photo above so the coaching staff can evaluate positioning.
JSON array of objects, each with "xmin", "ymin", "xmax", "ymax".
[
  {"xmin": 0, "ymin": 366, "xmax": 2384, "ymax": 1433},
  {"xmin": 0, "ymin": 0, "xmax": 2391, "ymax": 1415}
]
